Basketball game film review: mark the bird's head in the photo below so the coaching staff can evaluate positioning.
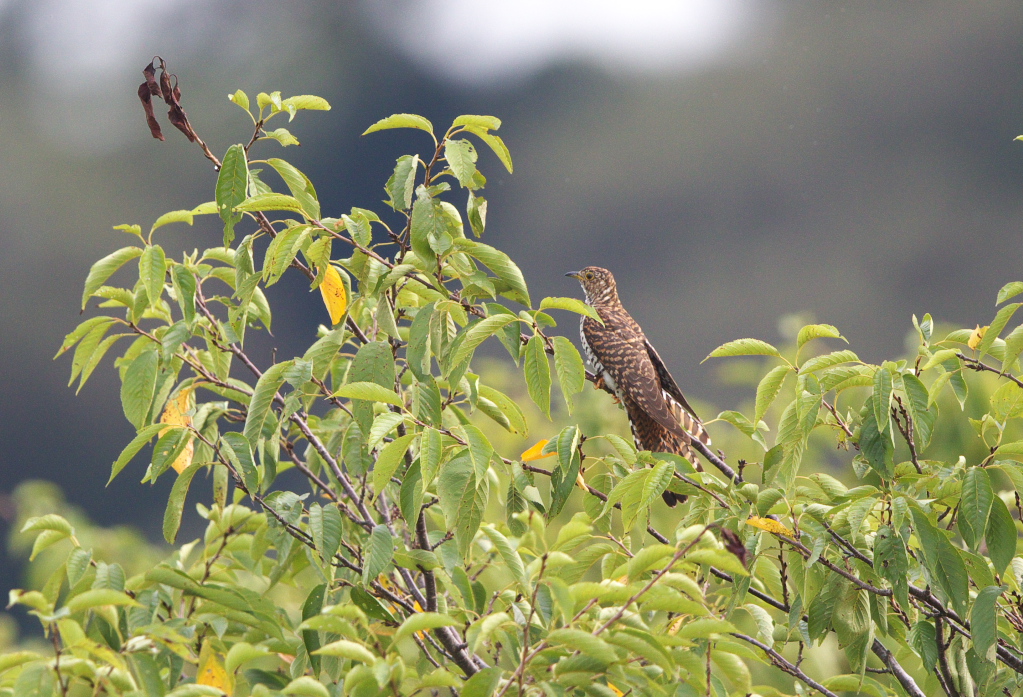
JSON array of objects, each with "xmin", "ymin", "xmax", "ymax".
[{"xmin": 565, "ymin": 266, "xmax": 618, "ymax": 306}]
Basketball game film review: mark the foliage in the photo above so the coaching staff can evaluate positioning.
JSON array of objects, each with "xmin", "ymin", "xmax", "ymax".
[{"xmin": 7, "ymin": 67, "xmax": 1023, "ymax": 697}]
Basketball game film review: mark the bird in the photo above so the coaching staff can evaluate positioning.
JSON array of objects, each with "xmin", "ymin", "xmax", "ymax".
[{"xmin": 566, "ymin": 266, "xmax": 711, "ymax": 506}]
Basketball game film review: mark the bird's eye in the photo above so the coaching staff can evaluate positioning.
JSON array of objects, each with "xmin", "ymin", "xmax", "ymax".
[{"xmin": 584, "ymin": 272, "xmax": 594, "ymax": 280}]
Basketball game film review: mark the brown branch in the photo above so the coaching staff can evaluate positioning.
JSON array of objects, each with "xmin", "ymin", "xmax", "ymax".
[
  {"xmin": 871, "ymin": 639, "xmax": 927, "ymax": 697},
  {"xmin": 731, "ymin": 633, "xmax": 839, "ymax": 697}
]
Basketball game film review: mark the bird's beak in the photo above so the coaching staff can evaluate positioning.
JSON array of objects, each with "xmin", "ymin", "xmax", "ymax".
[{"xmin": 565, "ymin": 271, "xmax": 582, "ymax": 279}]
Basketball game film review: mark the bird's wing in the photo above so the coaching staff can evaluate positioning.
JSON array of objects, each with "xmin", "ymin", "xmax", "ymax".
[
  {"xmin": 583, "ymin": 314, "xmax": 689, "ymax": 442},
  {"xmin": 644, "ymin": 338, "xmax": 700, "ymax": 418},
  {"xmin": 644, "ymin": 338, "xmax": 712, "ymax": 453}
]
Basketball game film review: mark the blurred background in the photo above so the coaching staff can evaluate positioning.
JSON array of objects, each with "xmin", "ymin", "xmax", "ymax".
[{"xmin": 2, "ymin": 0, "xmax": 1023, "ymax": 607}]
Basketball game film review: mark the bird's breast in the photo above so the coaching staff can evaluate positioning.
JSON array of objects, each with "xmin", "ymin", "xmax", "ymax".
[{"xmin": 580, "ymin": 317, "xmax": 621, "ymax": 396}]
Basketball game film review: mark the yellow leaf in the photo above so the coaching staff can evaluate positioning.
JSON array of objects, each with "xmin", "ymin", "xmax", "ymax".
[
  {"xmin": 159, "ymin": 387, "xmax": 194, "ymax": 474},
  {"xmin": 968, "ymin": 324, "xmax": 987, "ymax": 350},
  {"xmin": 197, "ymin": 641, "xmax": 233, "ymax": 695},
  {"xmin": 521, "ymin": 439, "xmax": 554, "ymax": 462},
  {"xmin": 320, "ymin": 264, "xmax": 348, "ymax": 325},
  {"xmin": 746, "ymin": 516, "xmax": 794, "ymax": 537},
  {"xmin": 667, "ymin": 615, "xmax": 686, "ymax": 636},
  {"xmin": 576, "ymin": 472, "xmax": 588, "ymax": 490},
  {"xmin": 607, "ymin": 684, "xmax": 624, "ymax": 697}
]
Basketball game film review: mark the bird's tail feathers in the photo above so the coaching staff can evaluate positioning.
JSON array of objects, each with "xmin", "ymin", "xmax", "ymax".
[{"xmin": 665, "ymin": 390, "xmax": 711, "ymax": 450}]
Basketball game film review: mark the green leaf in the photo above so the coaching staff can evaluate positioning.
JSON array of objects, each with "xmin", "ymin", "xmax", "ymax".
[
  {"xmin": 997, "ymin": 281, "xmax": 1023, "ymax": 304},
  {"xmin": 225, "ymin": 643, "xmax": 270, "ymax": 673},
  {"xmin": 162, "ymin": 462, "xmax": 204, "ymax": 544},
  {"xmin": 546, "ymin": 629, "xmax": 616, "ymax": 663},
  {"xmin": 282, "ymin": 677, "xmax": 329, "ymax": 697},
  {"xmin": 642, "ymin": 460, "xmax": 674, "ymax": 507},
  {"xmin": 600, "ymin": 468, "xmax": 650, "ymax": 529},
  {"xmin": 138, "ymin": 244, "xmax": 166, "ymax": 308},
  {"xmin": 67, "ymin": 319, "xmax": 115, "ymax": 386},
  {"xmin": 386, "ymin": 155, "xmax": 419, "ymax": 211},
  {"xmin": 244, "ymin": 360, "xmax": 293, "ymax": 446},
  {"xmin": 301, "ymin": 583, "xmax": 325, "ymax": 675},
  {"xmin": 452, "ymin": 314, "xmax": 523, "ymax": 367},
  {"xmin": 858, "ymin": 404, "xmax": 894, "ymax": 479},
  {"xmin": 229, "ymin": 89, "xmax": 249, "ymax": 111},
  {"xmin": 552, "ymin": 336, "xmax": 585, "ymax": 413},
  {"xmin": 970, "ymin": 585, "xmax": 1005, "ymax": 662},
  {"xmin": 222, "ymin": 431, "xmax": 259, "ymax": 494},
  {"xmin": 482, "ymin": 526, "xmax": 529, "ymax": 594},
  {"xmin": 911, "ymin": 507, "xmax": 969, "ymax": 616},
  {"xmin": 363, "ymin": 113, "xmax": 434, "ymax": 136},
  {"xmin": 150, "ymin": 203, "xmax": 215, "ymax": 234},
  {"xmin": 361, "ymin": 525, "xmax": 394, "ymax": 584},
  {"xmin": 313, "ymin": 640, "xmax": 375, "ymax": 663},
  {"xmin": 477, "ymin": 384, "xmax": 528, "ymax": 435},
  {"xmin": 903, "ymin": 373, "xmax": 936, "ymax": 450},
  {"xmin": 959, "ymin": 467, "xmax": 993, "ymax": 552},
  {"xmin": 990, "ymin": 380, "xmax": 1023, "ymax": 421},
  {"xmin": 234, "ymin": 193, "xmax": 306, "ymax": 214},
  {"xmin": 367, "ymin": 412, "xmax": 404, "ymax": 451},
  {"xmin": 524, "ymin": 334, "xmax": 552, "ymax": 418},
  {"xmin": 459, "ymin": 425, "xmax": 494, "ymax": 478},
  {"xmin": 548, "ymin": 427, "xmax": 581, "ymax": 519},
  {"xmin": 873, "ymin": 525, "xmax": 909, "ymax": 609},
  {"xmin": 799, "ymin": 349, "xmax": 859, "ymax": 374},
  {"xmin": 461, "ymin": 668, "xmax": 502, "ymax": 697},
  {"xmin": 65, "ymin": 588, "xmax": 139, "ymax": 613},
  {"xmin": 393, "ymin": 612, "xmax": 459, "ymax": 644},
  {"xmin": 754, "ymin": 365, "xmax": 791, "ymax": 423},
  {"xmin": 451, "ymin": 238, "xmax": 530, "ymax": 306},
  {"xmin": 986, "ymin": 495, "xmax": 1016, "ymax": 576},
  {"xmin": 372, "ymin": 433, "xmax": 417, "ymax": 493},
  {"xmin": 539, "ymin": 296, "xmax": 601, "ymax": 322},
  {"xmin": 56, "ymin": 316, "xmax": 114, "ymax": 359},
  {"xmin": 797, "ymin": 323, "xmax": 845, "ymax": 348},
  {"xmin": 462, "ymin": 127, "xmax": 513, "ymax": 173},
  {"xmin": 263, "ymin": 127, "xmax": 300, "ymax": 147},
  {"xmin": 121, "ymin": 349, "xmax": 159, "ymax": 429},
  {"xmin": 437, "ymin": 454, "xmax": 487, "ymax": 558},
  {"xmin": 81, "ymin": 246, "xmax": 142, "ymax": 309},
  {"xmin": 266, "ymin": 158, "xmax": 320, "ymax": 219},
  {"xmin": 109, "ymin": 423, "xmax": 165, "ymax": 483},
  {"xmin": 453, "ymin": 115, "xmax": 502, "ymax": 131},
  {"xmin": 978, "ymin": 302, "xmax": 1022, "ymax": 358},
  {"xmin": 309, "ymin": 503, "xmax": 342, "ymax": 563},
  {"xmin": 409, "ymin": 194, "xmax": 446, "ymax": 265},
  {"xmin": 334, "ymin": 381, "xmax": 404, "ymax": 407},
  {"xmin": 0, "ymin": 652, "xmax": 44, "ymax": 677},
  {"xmin": 744, "ymin": 603, "xmax": 775, "ymax": 650},
  {"xmin": 467, "ymin": 191, "xmax": 487, "ymax": 236},
  {"xmin": 280, "ymin": 94, "xmax": 331, "ymax": 114},
  {"xmin": 872, "ymin": 365, "xmax": 893, "ymax": 434},
  {"xmin": 909, "ymin": 621, "xmax": 938, "ymax": 674},
  {"xmin": 993, "ymin": 440, "xmax": 1023, "ymax": 463},
  {"xmin": 444, "ymin": 138, "xmax": 478, "ymax": 187},
  {"xmin": 420, "ymin": 427, "xmax": 443, "ymax": 487},
  {"xmin": 216, "ymin": 144, "xmax": 247, "ymax": 245},
  {"xmin": 705, "ymin": 338, "xmax": 781, "ymax": 360}
]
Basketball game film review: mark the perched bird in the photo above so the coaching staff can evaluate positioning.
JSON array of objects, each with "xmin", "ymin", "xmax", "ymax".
[{"xmin": 566, "ymin": 266, "xmax": 710, "ymax": 506}]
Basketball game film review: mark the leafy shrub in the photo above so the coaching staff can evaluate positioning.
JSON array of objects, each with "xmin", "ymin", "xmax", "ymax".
[{"xmin": 6, "ymin": 62, "xmax": 1023, "ymax": 697}]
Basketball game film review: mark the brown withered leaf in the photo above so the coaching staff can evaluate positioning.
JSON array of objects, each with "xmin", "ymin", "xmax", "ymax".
[
  {"xmin": 143, "ymin": 60, "xmax": 162, "ymax": 97},
  {"xmin": 138, "ymin": 58, "xmax": 197, "ymax": 143},
  {"xmin": 719, "ymin": 527, "xmax": 749, "ymax": 567},
  {"xmin": 163, "ymin": 74, "xmax": 196, "ymax": 142},
  {"xmin": 137, "ymin": 80, "xmax": 165, "ymax": 141},
  {"xmin": 159, "ymin": 68, "xmax": 173, "ymax": 105}
]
